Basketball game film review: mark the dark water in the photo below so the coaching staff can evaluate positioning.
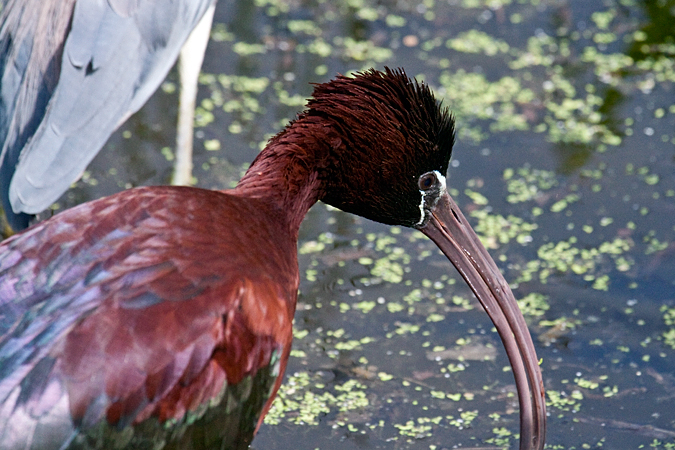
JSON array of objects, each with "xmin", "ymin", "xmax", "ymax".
[{"xmin": 61, "ymin": 0, "xmax": 675, "ymax": 448}]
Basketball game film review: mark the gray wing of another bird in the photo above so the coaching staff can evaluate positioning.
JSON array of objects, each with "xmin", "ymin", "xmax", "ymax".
[{"xmin": 0, "ymin": 0, "xmax": 215, "ymax": 228}]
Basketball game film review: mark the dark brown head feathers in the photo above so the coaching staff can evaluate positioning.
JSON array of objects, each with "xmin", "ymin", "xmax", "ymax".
[{"xmin": 308, "ymin": 67, "xmax": 455, "ymax": 227}]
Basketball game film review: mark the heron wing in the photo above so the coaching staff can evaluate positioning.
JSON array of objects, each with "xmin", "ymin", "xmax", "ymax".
[
  {"xmin": 0, "ymin": 0, "xmax": 77, "ymax": 229},
  {"xmin": 0, "ymin": 0, "xmax": 215, "ymax": 226}
]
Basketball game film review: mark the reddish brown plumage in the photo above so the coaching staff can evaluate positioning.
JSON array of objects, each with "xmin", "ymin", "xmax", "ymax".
[
  {"xmin": 0, "ymin": 180, "xmax": 305, "ymax": 447},
  {"xmin": 55, "ymin": 186, "xmax": 300, "ymax": 428}
]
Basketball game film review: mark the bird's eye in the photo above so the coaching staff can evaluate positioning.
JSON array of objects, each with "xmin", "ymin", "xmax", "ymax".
[{"xmin": 418, "ymin": 172, "xmax": 436, "ymax": 190}]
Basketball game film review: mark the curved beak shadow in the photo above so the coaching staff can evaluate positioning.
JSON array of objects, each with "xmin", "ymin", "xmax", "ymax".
[{"xmin": 418, "ymin": 192, "xmax": 546, "ymax": 450}]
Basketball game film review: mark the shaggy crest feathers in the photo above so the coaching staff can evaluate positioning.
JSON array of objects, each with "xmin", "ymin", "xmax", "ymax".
[
  {"xmin": 308, "ymin": 67, "xmax": 456, "ymax": 227},
  {"xmin": 308, "ymin": 67, "xmax": 454, "ymax": 155}
]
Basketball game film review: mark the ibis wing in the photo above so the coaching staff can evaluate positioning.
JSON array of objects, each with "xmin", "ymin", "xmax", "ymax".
[{"xmin": 0, "ymin": 187, "xmax": 296, "ymax": 449}]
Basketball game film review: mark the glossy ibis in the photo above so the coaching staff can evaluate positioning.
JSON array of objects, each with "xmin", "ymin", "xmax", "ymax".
[
  {"xmin": 0, "ymin": 68, "xmax": 546, "ymax": 449},
  {"xmin": 0, "ymin": 0, "xmax": 216, "ymax": 231}
]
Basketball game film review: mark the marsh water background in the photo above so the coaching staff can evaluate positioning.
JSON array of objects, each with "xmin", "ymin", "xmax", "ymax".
[{"xmin": 52, "ymin": 0, "xmax": 675, "ymax": 448}]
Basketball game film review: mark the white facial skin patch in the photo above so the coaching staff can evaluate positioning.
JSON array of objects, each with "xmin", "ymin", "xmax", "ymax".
[{"xmin": 416, "ymin": 170, "xmax": 447, "ymax": 226}]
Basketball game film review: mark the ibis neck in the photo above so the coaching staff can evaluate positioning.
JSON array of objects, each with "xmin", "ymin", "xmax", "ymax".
[{"xmin": 233, "ymin": 118, "xmax": 330, "ymax": 234}]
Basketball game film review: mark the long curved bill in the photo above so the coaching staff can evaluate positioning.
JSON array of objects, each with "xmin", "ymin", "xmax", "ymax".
[{"xmin": 418, "ymin": 192, "xmax": 546, "ymax": 450}]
